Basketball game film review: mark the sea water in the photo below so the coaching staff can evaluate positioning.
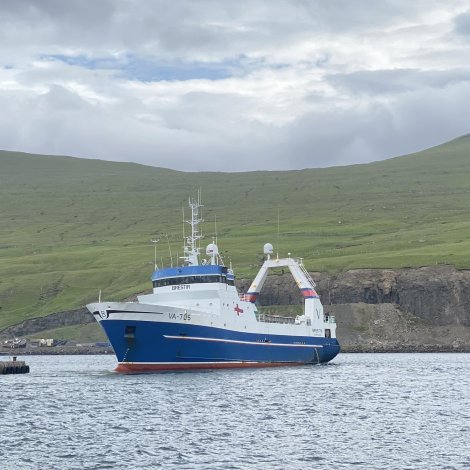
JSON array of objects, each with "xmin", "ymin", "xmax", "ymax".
[{"xmin": 1, "ymin": 353, "xmax": 469, "ymax": 469}]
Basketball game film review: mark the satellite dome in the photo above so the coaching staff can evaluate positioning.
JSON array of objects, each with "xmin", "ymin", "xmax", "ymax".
[
  {"xmin": 206, "ymin": 243, "xmax": 219, "ymax": 255},
  {"xmin": 263, "ymin": 243, "xmax": 274, "ymax": 255}
]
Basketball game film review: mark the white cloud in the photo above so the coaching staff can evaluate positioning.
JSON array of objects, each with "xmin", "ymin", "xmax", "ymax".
[{"xmin": 0, "ymin": 1, "xmax": 470, "ymax": 171}]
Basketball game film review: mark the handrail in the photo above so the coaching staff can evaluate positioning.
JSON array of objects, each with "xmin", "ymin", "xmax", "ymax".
[
  {"xmin": 298, "ymin": 261, "xmax": 316, "ymax": 288},
  {"xmin": 255, "ymin": 313, "xmax": 296, "ymax": 324}
]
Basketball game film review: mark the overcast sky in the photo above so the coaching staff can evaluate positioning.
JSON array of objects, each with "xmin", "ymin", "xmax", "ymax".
[{"xmin": 1, "ymin": 0, "xmax": 470, "ymax": 171}]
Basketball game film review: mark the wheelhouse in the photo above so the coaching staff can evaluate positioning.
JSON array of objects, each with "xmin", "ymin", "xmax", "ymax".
[{"xmin": 151, "ymin": 265, "xmax": 235, "ymax": 288}]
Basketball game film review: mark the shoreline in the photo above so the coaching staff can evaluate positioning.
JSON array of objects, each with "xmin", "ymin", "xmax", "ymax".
[
  {"xmin": 2, "ymin": 345, "xmax": 469, "ymax": 356},
  {"xmin": 0, "ymin": 347, "xmax": 114, "ymax": 356},
  {"xmin": 340, "ymin": 346, "xmax": 470, "ymax": 353}
]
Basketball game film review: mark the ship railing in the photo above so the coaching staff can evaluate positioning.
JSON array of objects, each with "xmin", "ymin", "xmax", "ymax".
[
  {"xmin": 255, "ymin": 313, "xmax": 296, "ymax": 325},
  {"xmin": 324, "ymin": 315, "xmax": 336, "ymax": 323},
  {"xmin": 298, "ymin": 260, "xmax": 317, "ymax": 288}
]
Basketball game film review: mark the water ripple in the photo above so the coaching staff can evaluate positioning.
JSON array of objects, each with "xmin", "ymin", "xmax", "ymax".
[{"xmin": 1, "ymin": 353, "xmax": 469, "ymax": 469}]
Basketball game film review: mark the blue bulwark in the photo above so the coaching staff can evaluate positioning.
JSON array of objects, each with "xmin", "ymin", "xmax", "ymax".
[{"xmin": 151, "ymin": 265, "xmax": 227, "ymax": 281}]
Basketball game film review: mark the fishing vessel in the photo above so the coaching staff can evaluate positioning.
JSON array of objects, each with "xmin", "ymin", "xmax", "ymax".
[{"xmin": 87, "ymin": 197, "xmax": 340, "ymax": 372}]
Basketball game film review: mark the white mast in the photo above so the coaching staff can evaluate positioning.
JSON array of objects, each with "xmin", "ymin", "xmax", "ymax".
[
  {"xmin": 150, "ymin": 238, "xmax": 160, "ymax": 270},
  {"xmin": 182, "ymin": 194, "xmax": 203, "ymax": 266}
]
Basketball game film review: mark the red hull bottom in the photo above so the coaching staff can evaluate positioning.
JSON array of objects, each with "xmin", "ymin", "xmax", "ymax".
[{"xmin": 115, "ymin": 361, "xmax": 308, "ymax": 373}]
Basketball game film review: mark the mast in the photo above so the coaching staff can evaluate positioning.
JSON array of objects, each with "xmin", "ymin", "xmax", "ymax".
[{"xmin": 182, "ymin": 194, "xmax": 203, "ymax": 266}]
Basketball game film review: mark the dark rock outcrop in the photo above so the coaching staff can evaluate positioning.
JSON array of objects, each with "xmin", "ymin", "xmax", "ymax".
[
  {"xmin": 318, "ymin": 266, "xmax": 470, "ymax": 327},
  {"xmin": 0, "ymin": 308, "xmax": 94, "ymax": 338},
  {"xmin": 329, "ymin": 303, "xmax": 470, "ymax": 352}
]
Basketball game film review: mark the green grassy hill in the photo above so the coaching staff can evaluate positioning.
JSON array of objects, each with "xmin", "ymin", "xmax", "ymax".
[{"xmin": 1, "ymin": 135, "xmax": 470, "ymax": 330}]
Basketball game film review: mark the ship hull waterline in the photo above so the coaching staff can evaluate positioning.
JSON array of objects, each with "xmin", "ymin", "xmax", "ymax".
[{"xmin": 98, "ymin": 318, "xmax": 340, "ymax": 373}]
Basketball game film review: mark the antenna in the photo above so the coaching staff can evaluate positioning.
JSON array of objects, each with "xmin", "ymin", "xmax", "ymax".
[
  {"xmin": 277, "ymin": 207, "xmax": 280, "ymax": 260},
  {"xmin": 151, "ymin": 238, "xmax": 160, "ymax": 270},
  {"xmin": 98, "ymin": 289, "xmax": 101, "ymax": 302},
  {"xmin": 182, "ymin": 205, "xmax": 185, "ymax": 244},
  {"xmin": 198, "ymin": 189, "xmax": 203, "ymax": 253},
  {"xmin": 165, "ymin": 234, "xmax": 173, "ymax": 268},
  {"xmin": 214, "ymin": 214, "xmax": 218, "ymax": 246}
]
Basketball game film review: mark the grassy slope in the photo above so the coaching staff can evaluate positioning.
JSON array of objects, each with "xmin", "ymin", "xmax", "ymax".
[
  {"xmin": 30, "ymin": 323, "xmax": 108, "ymax": 343},
  {"xmin": 1, "ymin": 135, "xmax": 470, "ymax": 329}
]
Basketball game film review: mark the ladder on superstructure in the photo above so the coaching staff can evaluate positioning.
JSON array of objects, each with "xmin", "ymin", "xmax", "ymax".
[{"xmin": 298, "ymin": 259, "xmax": 316, "ymax": 288}]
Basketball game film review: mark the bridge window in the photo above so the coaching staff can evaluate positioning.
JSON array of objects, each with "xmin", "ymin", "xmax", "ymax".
[{"xmin": 153, "ymin": 274, "xmax": 229, "ymax": 288}]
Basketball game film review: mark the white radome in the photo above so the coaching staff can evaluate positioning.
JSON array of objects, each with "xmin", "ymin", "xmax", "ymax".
[
  {"xmin": 206, "ymin": 243, "xmax": 219, "ymax": 255},
  {"xmin": 263, "ymin": 243, "xmax": 274, "ymax": 255}
]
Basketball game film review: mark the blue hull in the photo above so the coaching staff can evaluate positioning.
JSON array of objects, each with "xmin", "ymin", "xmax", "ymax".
[{"xmin": 100, "ymin": 319, "xmax": 340, "ymax": 372}]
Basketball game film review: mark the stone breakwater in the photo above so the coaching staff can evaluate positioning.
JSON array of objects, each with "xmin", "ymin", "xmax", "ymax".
[{"xmin": 0, "ymin": 359, "xmax": 29, "ymax": 374}]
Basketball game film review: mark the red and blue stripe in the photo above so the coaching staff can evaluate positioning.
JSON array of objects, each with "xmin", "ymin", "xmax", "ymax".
[{"xmin": 301, "ymin": 288, "xmax": 319, "ymax": 298}]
